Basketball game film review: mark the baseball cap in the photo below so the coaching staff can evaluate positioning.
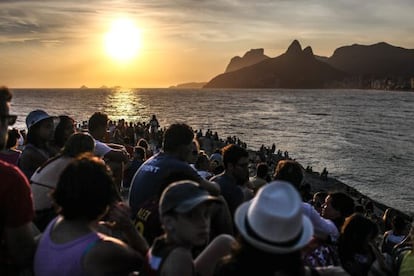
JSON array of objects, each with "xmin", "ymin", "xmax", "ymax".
[{"xmin": 159, "ymin": 180, "xmax": 220, "ymax": 215}]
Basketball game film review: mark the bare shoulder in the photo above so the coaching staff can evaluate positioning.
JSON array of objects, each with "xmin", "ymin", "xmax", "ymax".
[{"xmin": 83, "ymin": 235, "xmax": 142, "ymax": 275}]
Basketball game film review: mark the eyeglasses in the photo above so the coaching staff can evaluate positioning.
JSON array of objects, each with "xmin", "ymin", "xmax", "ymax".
[{"xmin": 0, "ymin": 114, "xmax": 17, "ymax": 126}]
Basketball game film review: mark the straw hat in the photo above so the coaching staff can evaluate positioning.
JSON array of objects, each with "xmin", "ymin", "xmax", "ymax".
[{"xmin": 234, "ymin": 180, "xmax": 313, "ymax": 253}]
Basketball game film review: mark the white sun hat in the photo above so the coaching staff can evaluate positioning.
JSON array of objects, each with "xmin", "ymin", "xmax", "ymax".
[{"xmin": 234, "ymin": 180, "xmax": 313, "ymax": 253}]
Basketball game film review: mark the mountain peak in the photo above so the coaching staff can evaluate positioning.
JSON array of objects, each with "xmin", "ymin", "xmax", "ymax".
[
  {"xmin": 225, "ymin": 48, "xmax": 269, "ymax": 73},
  {"xmin": 286, "ymin": 40, "xmax": 302, "ymax": 55},
  {"xmin": 303, "ymin": 46, "xmax": 314, "ymax": 57}
]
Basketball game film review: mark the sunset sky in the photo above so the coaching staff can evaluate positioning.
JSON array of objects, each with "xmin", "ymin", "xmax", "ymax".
[{"xmin": 1, "ymin": 0, "xmax": 413, "ymax": 88}]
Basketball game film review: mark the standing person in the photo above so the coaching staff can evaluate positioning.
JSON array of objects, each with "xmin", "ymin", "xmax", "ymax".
[
  {"xmin": 149, "ymin": 114, "xmax": 160, "ymax": 138},
  {"xmin": 141, "ymin": 180, "xmax": 234, "ymax": 276},
  {"xmin": 214, "ymin": 181, "xmax": 348, "ymax": 276},
  {"xmin": 34, "ymin": 155, "xmax": 148, "ymax": 276},
  {"xmin": 19, "ymin": 109, "xmax": 57, "ymax": 179},
  {"xmin": 0, "ymin": 86, "xmax": 37, "ymax": 275},
  {"xmin": 210, "ymin": 144, "xmax": 250, "ymax": 218}
]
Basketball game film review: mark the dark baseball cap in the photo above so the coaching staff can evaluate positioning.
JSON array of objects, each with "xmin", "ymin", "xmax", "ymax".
[{"xmin": 159, "ymin": 180, "xmax": 220, "ymax": 215}]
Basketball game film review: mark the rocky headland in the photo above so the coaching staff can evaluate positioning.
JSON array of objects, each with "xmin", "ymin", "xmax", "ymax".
[{"xmin": 204, "ymin": 40, "xmax": 414, "ymax": 90}]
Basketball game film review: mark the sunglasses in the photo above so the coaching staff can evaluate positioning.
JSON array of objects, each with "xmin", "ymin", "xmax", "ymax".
[{"xmin": 0, "ymin": 114, "xmax": 17, "ymax": 126}]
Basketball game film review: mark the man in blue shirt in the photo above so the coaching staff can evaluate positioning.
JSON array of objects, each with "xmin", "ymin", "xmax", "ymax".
[{"xmin": 129, "ymin": 123, "xmax": 220, "ymax": 216}]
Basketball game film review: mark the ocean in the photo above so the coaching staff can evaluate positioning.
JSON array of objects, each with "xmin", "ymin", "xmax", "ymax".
[{"xmin": 10, "ymin": 88, "xmax": 414, "ymax": 215}]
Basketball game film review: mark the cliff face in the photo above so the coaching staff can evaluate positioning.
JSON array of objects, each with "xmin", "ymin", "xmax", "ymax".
[
  {"xmin": 225, "ymin": 48, "xmax": 270, "ymax": 73},
  {"xmin": 326, "ymin": 42, "xmax": 414, "ymax": 77},
  {"xmin": 205, "ymin": 40, "xmax": 347, "ymax": 89}
]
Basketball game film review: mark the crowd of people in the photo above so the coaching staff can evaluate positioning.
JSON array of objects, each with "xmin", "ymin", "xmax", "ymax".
[{"xmin": 1, "ymin": 85, "xmax": 413, "ymax": 276}]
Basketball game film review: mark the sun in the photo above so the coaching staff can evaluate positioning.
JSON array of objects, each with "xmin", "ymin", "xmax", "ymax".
[{"xmin": 104, "ymin": 18, "xmax": 142, "ymax": 61}]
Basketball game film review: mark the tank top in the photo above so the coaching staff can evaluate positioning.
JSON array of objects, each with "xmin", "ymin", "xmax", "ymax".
[{"xmin": 34, "ymin": 217, "xmax": 101, "ymax": 276}]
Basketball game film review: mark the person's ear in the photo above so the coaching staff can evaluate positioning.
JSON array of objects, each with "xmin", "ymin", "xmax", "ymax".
[{"xmin": 162, "ymin": 216, "xmax": 176, "ymax": 232}]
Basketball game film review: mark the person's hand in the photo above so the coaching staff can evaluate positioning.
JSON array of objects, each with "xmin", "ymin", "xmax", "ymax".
[{"xmin": 100, "ymin": 202, "xmax": 134, "ymax": 232}]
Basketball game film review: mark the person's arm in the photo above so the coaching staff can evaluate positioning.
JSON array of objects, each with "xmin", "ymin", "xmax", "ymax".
[
  {"xmin": 200, "ymin": 179, "xmax": 220, "ymax": 196},
  {"xmin": 84, "ymin": 238, "xmax": 143, "ymax": 275},
  {"xmin": 98, "ymin": 202, "xmax": 149, "ymax": 255},
  {"xmin": 161, "ymin": 247, "xmax": 195, "ymax": 276},
  {"xmin": 4, "ymin": 168, "xmax": 37, "ymax": 268},
  {"xmin": 104, "ymin": 148, "xmax": 129, "ymax": 163},
  {"xmin": 4, "ymin": 223, "xmax": 37, "ymax": 267}
]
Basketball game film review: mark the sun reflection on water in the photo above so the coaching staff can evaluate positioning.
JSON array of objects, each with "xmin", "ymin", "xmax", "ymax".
[{"xmin": 104, "ymin": 88, "xmax": 147, "ymax": 122}]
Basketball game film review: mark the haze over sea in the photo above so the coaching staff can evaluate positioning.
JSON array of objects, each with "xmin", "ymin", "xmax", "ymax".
[{"xmin": 11, "ymin": 88, "xmax": 414, "ymax": 215}]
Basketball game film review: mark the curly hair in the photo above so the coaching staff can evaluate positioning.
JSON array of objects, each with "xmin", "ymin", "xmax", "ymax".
[{"xmin": 52, "ymin": 154, "xmax": 119, "ymax": 220}]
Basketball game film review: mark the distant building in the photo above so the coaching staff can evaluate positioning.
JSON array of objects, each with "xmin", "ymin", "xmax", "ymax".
[{"xmin": 411, "ymin": 77, "xmax": 414, "ymax": 89}]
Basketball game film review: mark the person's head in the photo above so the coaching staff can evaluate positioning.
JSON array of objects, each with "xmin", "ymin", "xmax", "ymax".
[
  {"xmin": 134, "ymin": 145, "xmax": 146, "ymax": 160},
  {"xmin": 273, "ymin": 160, "xmax": 304, "ymax": 190},
  {"xmin": 256, "ymin": 162, "xmax": 269, "ymax": 179},
  {"xmin": 61, "ymin": 132, "xmax": 95, "ymax": 157},
  {"xmin": 0, "ymin": 86, "xmax": 16, "ymax": 149},
  {"xmin": 6, "ymin": 128, "xmax": 20, "ymax": 149},
  {"xmin": 52, "ymin": 154, "xmax": 118, "ymax": 221},
  {"xmin": 162, "ymin": 123, "xmax": 194, "ymax": 159},
  {"xmin": 187, "ymin": 139, "xmax": 200, "ymax": 164},
  {"xmin": 26, "ymin": 109, "xmax": 56, "ymax": 146},
  {"xmin": 392, "ymin": 215, "xmax": 407, "ymax": 234},
  {"xmin": 322, "ymin": 192, "xmax": 355, "ymax": 230},
  {"xmin": 88, "ymin": 112, "xmax": 108, "ymax": 139},
  {"xmin": 339, "ymin": 213, "xmax": 378, "ymax": 255},
  {"xmin": 222, "ymin": 144, "xmax": 249, "ymax": 183},
  {"xmin": 382, "ymin": 208, "xmax": 398, "ymax": 231},
  {"xmin": 195, "ymin": 151, "xmax": 210, "ymax": 171},
  {"xmin": 159, "ymin": 180, "xmax": 220, "ymax": 247},
  {"xmin": 137, "ymin": 138, "xmax": 149, "ymax": 149},
  {"xmin": 234, "ymin": 180, "xmax": 313, "ymax": 254},
  {"xmin": 54, "ymin": 115, "xmax": 76, "ymax": 149},
  {"xmin": 312, "ymin": 191, "xmax": 328, "ymax": 214}
]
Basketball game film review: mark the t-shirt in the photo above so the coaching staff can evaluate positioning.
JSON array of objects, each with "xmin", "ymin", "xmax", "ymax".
[
  {"xmin": 209, "ymin": 173, "xmax": 244, "ymax": 218},
  {"xmin": 399, "ymin": 251, "xmax": 414, "ymax": 276},
  {"xmin": 133, "ymin": 196, "xmax": 163, "ymax": 245},
  {"xmin": 128, "ymin": 152, "xmax": 204, "ymax": 216},
  {"xmin": 0, "ymin": 150, "xmax": 21, "ymax": 166},
  {"xmin": 0, "ymin": 160, "xmax": 34, "ymax": 273},
  {"xmin": 94, "ymin": 139, "xmax": 112, "ymax": 157}
]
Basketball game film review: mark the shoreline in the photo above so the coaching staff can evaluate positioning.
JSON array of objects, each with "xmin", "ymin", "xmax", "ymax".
[{"xmin": 199, "ymin": 136, "xmax": 412, "ymax": 223}]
